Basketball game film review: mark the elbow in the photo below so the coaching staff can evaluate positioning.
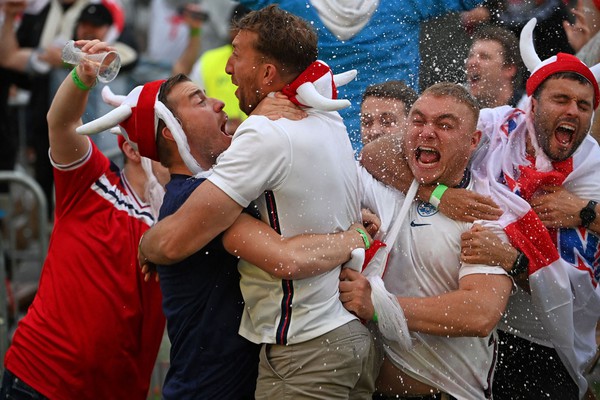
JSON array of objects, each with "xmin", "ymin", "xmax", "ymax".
[
  {"xmin": 156, "ymin": 232, "xmax": 188, "ymax": 265},
  {"xmin": 469, "ymin": 314, "xmax": 502, "ymax": 337}
]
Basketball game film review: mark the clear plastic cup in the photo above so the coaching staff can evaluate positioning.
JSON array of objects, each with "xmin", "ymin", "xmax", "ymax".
[{"xmin": 61, "ymin": 40, "xmax": 121, "ymax": 83}]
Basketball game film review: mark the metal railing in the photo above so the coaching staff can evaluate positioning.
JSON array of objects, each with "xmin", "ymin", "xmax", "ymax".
[{"xmin": 0, "ymin": 170, "xmax": 49, "ymax": 363}]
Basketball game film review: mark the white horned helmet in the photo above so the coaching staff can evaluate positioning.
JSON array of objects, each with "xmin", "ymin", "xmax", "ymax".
[
  {"xmin": 280, "ymin": 60, "xmax": 356, "ymax": 111},
  {"xmin": 520, "ymin": 18, "xmax": 600, "ymax": 109},
  {"xmin": 76, "ymin": 79, "xmax": 206, "ymax": 175}
]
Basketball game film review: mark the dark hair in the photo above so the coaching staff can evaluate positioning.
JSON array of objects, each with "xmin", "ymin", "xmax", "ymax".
[
  {"xmin": 233, "ymin": 4, "xmax": 318, "ymax": 79},
  {"xmin": 532, "ymin": 71, "xmax": 594, "ymax": 102},
  {"xmin": 156, "ymin": 74, "xmax": 191, "ymax": 167},
  {"xmin": 361, "ymin": 81, "xmax": 418, "ymax": 116},
  {"xmin": 158, "ymin": 74, "xmax": 191, "ymax": 112},
  {"xmin": 230, "ymin": 4, "xmax": 251, "ymax": 25},
  {"xmin": 471, "ymin": 25, "xmax": 525, "ymax": 86},
  {"xmin": 77, "ymin": 3, "xmax": 113, "ymax": 26},
  {"xmin": 421, "ymin": 82, "xmax": 480, "ymax": 126}
]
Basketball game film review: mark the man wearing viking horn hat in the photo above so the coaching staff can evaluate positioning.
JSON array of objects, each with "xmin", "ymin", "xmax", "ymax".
[
  {"xmin": 460, "ymin": 17, "xmax": 600, "ymax": 400},
  {"xmin": 0, "ymin": 40, "xmax": 167, "ymax": 399},
  {"xmin": 137, "ymin": 5, "xmax": 378, "ymax": 399}
]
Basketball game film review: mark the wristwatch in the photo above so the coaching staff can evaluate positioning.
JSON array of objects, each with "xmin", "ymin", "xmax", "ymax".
[
  {"xmin": 509, "ymin": 251, "xmax": 529, "ymax": 277},
  {"xmin": 580, "ymin": 200, "xmax": 598, "ymax": 229}
]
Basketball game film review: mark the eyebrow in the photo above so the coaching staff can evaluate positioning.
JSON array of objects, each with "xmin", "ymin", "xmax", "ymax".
[
  {"xmin": 410, "ymin": 109, "xmax": 459, "ymax": 122},
  {"xmin": 188, "ymin": 88, "xmax": 204, "ymax": 100},
  {"xmin": 435, "ymin": 113, "xmax": 459, "ymax": 123}
]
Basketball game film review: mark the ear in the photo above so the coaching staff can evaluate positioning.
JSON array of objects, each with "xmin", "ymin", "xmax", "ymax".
[
  {"xmin": 531, "ymin": 96, "xmax": 538, "ymax": 114},
  {"xmin": 502, "ymin": 64, "xmax": 517, "ymax": 81},
  {"xmin": 470, "ymin": 129, "xmax": 482, "ymax": 150},
  {"xmin": 161, "ymin": 125, "xmax": 176, "ymax": 142},
  {"xmin": 262, "ymin": 63, "xmax": 278, "ymax": 86},
  {"xmin": 122, "ymin": 139, "xmax": 141, "ymax": 164}
]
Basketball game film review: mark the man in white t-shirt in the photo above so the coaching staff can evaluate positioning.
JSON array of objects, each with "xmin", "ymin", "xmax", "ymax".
[
  {"xmin": 138, "ymin": 5, "xmax": 377, "ymax": 399},
  {"xmin": 341, "ymin": 83, "xmax": 513, "ymax": 400}
]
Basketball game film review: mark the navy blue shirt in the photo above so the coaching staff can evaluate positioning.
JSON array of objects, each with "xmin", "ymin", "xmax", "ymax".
[{"xmin": 157, "ymin": 174, "xmax": 259, "ymax": 400}]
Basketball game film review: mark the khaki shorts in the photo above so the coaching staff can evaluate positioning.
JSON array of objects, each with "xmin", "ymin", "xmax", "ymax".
[{"xmin": 255, "ymin": 319, "xmax": 379, "ymax": 400}]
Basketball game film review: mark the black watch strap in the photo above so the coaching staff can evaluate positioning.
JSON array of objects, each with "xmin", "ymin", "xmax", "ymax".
[
  {"xmin": 509, "ymin": 251, "xmax": 529, "ymax": 277},
  {"xmin": 580, "ymin": 200, "xmax": 598, "ymax": 229}
]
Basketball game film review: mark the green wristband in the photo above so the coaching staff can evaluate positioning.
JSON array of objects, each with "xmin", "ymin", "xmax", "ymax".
[
  {"xmin": 429, "ymin": 184, "xmax": 449, "ymax": 209},
  {"xmin": 70, "ymin": 68, "xmax": 96, "ymax": 91},
  {"xmin": 189, "ymin": 27, "xmax": 202, "ymax": 37},
  {"xmin": 355, "ymin": 227, "xmax": 370, "ymax": 250}
]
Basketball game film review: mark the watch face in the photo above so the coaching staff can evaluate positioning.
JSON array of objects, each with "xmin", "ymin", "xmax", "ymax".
[{"xmin": 581, "ymin": 205, "xmax": 597, "ymax": 227}]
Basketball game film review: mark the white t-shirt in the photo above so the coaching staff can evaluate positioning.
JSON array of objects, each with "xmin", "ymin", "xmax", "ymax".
[
  {"xmin": 358, "ymin": 166, "xmax": 508, "ymax": 400},
  {"xmin": 209, "ymin": 110, "xmax": 360, "ymax": 345}
]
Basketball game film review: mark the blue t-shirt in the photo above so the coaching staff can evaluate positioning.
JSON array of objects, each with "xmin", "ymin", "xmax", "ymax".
[{"xmin": 157, "ymin": 174, "xmax": 259, "ymax": 400}]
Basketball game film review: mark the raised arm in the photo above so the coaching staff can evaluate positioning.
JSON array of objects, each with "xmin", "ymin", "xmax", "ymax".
[
  {"xmin": 47, "ymin": 40, "xmax": 112, "ymax": 164},
  {"xmin": 171, "ymin": 3, "xmax": 205, "ymax": 75},
  {"xmin": 223, "ymin": 214, "xmax": 369, "ymax": 279},
  {"xmin": 0, "ymin": 0, "xmax": 31, "ymax": 71}
]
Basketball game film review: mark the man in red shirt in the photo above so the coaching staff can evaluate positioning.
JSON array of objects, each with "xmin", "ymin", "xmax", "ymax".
[{"xmin": 0, "ymin": 40, "xmax": 166, "ymax": 399}]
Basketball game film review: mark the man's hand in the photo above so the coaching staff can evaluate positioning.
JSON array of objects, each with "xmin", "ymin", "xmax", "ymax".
[
  {"xmin": 180, "ymin": 3, "xmax": 207, "ymax": 29},
  {"xmin": 1, "ymin": 0, "xmax": 27, "ymax": 18},
  {"xmin": 460, "ymin": 224, "xmax": 517, "ymax": 271},
  {"xmin": 339, "ymin": 268, "xmax": 375, "ymax": 320},
  {"xmin": 138, "ymin": 231, "xmax": 159, "ymax": 282},
  {"xmin": 74, "ymin": 40, "xmax": 117, "ymax": 84},
  {"xmin": 38, "ymin": 45, "xmax": 63, "ymax": 68},
  {"xmin": 253, "ymin": 92, "xmax": 307, "ymax": 120},
  {"xmin": 439, "ymin": 188, "xmax": 502, "ymax": 223},
  {"xmin": 141, "ymin": 262, "xmax": 159, "ymax": 283},
  {"xmin": 530, "ymin": 185, "xmax": 587, "ymax": 229},
  {"xmin": 563, "ymin": 0, "xmax": 590, "ymax": 53},
  {"xmin": 360, "ymin": 208, "xmax": 380, "ymax": 237}
]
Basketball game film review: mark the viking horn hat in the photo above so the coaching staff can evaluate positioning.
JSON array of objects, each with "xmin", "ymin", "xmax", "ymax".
[
  {"xmin": 281, "ymin": 60, "xmax": 357, "ymax": 111},
  {"xmin": 520, "ymin": 18, "xmax": 600, "ymax": 109},
  {"xmin": 76, "ymin": 80, "xmax": 204, "ymax": 175}
]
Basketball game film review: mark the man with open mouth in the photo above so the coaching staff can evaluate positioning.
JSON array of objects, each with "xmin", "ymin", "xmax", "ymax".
[{"xmin": 464, "ymin": 18, "xmax": 600, "ymax": 400}]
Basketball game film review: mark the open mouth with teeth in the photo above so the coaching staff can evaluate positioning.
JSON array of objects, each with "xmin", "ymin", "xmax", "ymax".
[
  {"xmin": 221, "ymin": 116, "xmax": 232, "ymax": 137},
  {"xmin": 554, "ymin": 123, "xmax": 575, "ymax": 146},
  {"xmin": 415, "ymin": 146, "xmax": 440, "ymax": 165}
]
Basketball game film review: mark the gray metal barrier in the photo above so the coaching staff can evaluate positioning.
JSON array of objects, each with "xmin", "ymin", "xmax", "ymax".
[{"xmin": 0, "ymin": 170, "xmax": 49, "ymax": 364}]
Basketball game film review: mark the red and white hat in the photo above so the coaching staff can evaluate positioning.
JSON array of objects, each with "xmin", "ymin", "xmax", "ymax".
[
  {"xmin": 281, "ymin": 60, "xmax": 356, "ymax": 111},
  {"xmin": 521, "ymin": 18, "xmax": 600, "ymax": 109},
  {"xmin": 101, "ymin": 0, "xmax": 125, "ymax": 44},
  {"xmin": 76, "ymin": 80, "xmax": 205, "ymax": 175}
]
